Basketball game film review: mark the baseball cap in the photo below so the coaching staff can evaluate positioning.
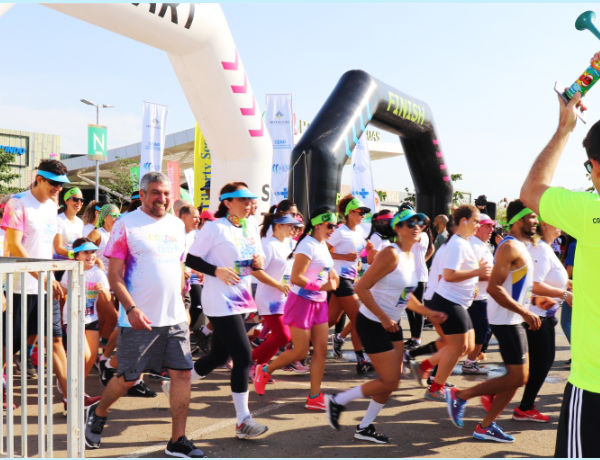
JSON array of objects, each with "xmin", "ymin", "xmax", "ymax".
[
  {"xmin": 200, "ymin": 210, "xmax": 216, "ymax": 221},
  {"xmin": 479, "ymin": 213, "xmax": 495, "ymax": 225}
]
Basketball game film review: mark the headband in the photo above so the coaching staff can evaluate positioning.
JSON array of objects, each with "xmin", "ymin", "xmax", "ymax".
[
  {"xmin": 219, "ymin": 189, "xmax": 258, "ymax": 201},
  {"xmin": 64, "ymin": 187, "xmax": 82, "ymax": 201},
  {"xmin": 375, "ymin": 213, "xmax": 394, "ymax": 221},
  {"xmin": 508, "ymin": 207, "xmax": 534, "ymax": 226},
  {"xmin": 97, "ymin": 204, "xmax": 120, "ymax": 228},
  {"xmin": 36, "ymin": 169, "xmax": 71, "ymax": 183},
  {"xmin": 310, "ymin": 212, "xmax": 337, "ymax": 227},
  {"xmin": 73, "ymin": 242, "xmax": 99, "ymax": 253},
  {"xmin": 345, "ymin": 198, "xmax": 369, "ymax": 215}
]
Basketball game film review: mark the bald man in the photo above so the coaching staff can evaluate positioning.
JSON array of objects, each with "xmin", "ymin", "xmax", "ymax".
[
  {"xmin": 173, "ymin": 199, "xmax": 191, "ymax": 216},
  {"xmin": 433, "ymin": 214, "xmax": 449, "ymax": 251}
]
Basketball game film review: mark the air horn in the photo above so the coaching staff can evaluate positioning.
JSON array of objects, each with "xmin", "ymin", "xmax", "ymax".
[{"xmin": 554, "ymin": 10, "xmax": 600, "ymax": 124}]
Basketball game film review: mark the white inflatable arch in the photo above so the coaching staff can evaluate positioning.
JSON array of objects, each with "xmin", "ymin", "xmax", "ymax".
[{"xmin": 0, "ymin": 3, "xmax": 272, "ymax": 213}]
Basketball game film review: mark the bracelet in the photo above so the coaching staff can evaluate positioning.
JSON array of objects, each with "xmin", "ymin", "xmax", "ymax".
[
  {"xmin": 126, "ymin": 305, "xmax": 137, "ymax": 315},
  {"xmin": 562, "ymin": 290, "xmax": 569, "ymax": 303}
]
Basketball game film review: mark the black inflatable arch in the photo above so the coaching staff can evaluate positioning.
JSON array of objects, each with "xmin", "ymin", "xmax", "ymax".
[{"xmin": 288, "ymin": 70, "xmax": 453, "ymax": 220}]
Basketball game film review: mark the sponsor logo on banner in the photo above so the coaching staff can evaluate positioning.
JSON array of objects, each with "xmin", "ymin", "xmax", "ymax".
[
  {"xmin": 266, "ymin": 94, "xmax": 294, "ymax": 205},
  {"xmin": 351, "ymin": 135, "xmax": 376, "ymax": 223},
  {"xmin": 140, "ymin": 102, "xmax": 168, "ymax": 183}
]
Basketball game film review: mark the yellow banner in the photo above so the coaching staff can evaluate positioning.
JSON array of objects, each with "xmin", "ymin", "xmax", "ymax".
[{"xmin": 193, "ymin": 124, "xmax": 211, "ymax": 209}]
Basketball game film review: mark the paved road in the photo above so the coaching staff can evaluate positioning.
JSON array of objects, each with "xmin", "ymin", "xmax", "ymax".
[{"xmin": 6, "ymin": 318, "xmax": 571, "ymax": 458}]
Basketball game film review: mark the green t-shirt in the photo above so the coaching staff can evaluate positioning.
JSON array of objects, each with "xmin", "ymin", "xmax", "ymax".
[{"xmin": 540, "ymin": 187, "xmax": 600, "ymax": 393}]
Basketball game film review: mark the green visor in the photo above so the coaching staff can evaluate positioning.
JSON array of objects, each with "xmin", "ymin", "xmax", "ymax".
[
  {"xmin": 311, "ymin": 212, "xmax": 338, "ymax": 227},
  {"xmin": 345, "ymin": 198, "xmax": 371, "ymax": 215}
]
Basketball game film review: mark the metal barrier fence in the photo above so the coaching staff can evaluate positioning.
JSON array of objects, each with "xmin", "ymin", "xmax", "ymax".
[{"xmin": 0, "ymin": 257, "xmax": 86, "ymax": 458}]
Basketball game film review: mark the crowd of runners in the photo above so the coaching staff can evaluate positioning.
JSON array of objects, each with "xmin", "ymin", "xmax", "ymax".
[{"xmin": 0, "ymin": 71, "xmax": 599, "ymax": 459}]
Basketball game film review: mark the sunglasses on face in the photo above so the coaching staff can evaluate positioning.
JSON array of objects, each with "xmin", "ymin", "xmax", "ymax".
[
  {"xmin": 108, "ymin": 213, "xmax": 120, "ymax": 219},
  {"xmin": 584, "ymin": 159, "xmax": 593, "ymax": 174},
  {"xmin": 353, "ymin": 210, "xmax": 366, "ymax": 216},
  {"xmin": 45, "ymin": 178, "xmax": 63, "ymax": 187},
  {"xmin": 405, "ymin": 219, "xmax": 424, "ymax": 229},
  {"xmin": 70, "ymin": 197, "xmax": 85, "ymax": 204},
  {"xmin": 326, "ymin": 223, "xmax": 336, "ymax": 230}
]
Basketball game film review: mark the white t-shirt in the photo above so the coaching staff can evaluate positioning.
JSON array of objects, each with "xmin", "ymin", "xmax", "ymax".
[
  {"xmin": 360, "ymin": 244, "xmax": 418, "ymax": 323},
  {"xmin": 369, "ymin": 232, "xmax": 391, "ymax": 252},
  {"xmin": 82, "ymin": 223, "xmax": 95, "ymax": 238},
  {"xmin": 96, "ymin": 227, "xmax": 111, "ymax": 273},
  {"xmin": 104, "ymin": 209, "xmax": 187, "ymax": 328},
  {"xmin": 291, "ymin": 235, "xmax": 333, "ymax": 302},
  {"xmin": 55, "ymin": 213, "xmax": 84, "ymax": 259},
  {"xmin": 528, "ymin": 241, "xmax": 568, "ymax": 318},
  {"xmin": 470, "ymin": 236, "xmax": 494, "ymax": 301},
  {"xmin": 435, "ymin": 235, "xmax": 479, "ymax": 308},
  {"xmin": 411, "ymin": 231, "xmax": 429, "ymax": 283},
  {"xmin": 61, "ymin": 265, "xmax": 108, "ymax": 324},
  {"xmin": 1, "ymin": 191, "xmax": 58, "ymax": 294},
  {"xmin": 487, "ymin": 237, "xmax": 534, "ymax": 325},
  {"xmin": 424, "ymin": 239, "xmax": 449, "ymax": 301},
  {"xmin": 329, "ymin": 224, "xmax": 365, "ymax": 280},
  {"xmin": 188, "ymin": 217, "xmax": 264, "ymax": 317},
  {"xmin": 255, "ymin": 236, "xmax": 294, "ymax": 315}
]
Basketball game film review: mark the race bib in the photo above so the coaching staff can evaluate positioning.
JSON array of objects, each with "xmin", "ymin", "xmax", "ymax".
[{"xmin": 234, "ymin": 259, "xmax": 253, "ymax": 277}]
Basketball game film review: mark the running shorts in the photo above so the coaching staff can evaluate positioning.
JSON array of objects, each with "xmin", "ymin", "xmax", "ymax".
[
  {"xmin": 428, "ymin": 293, "xmax": 473, "ymax": 335},
  {"xmin": 468, "ymin": 300, "xmax": 491, "ymax": 345},
  {"xmin": 490, "ymin": 323, "xmax": 528, "ymax": 365},
  {"xmin": 332, "ymin": 277, "xmax": 355, "ymax": 298},
  {"xmin": 356, "ymin": 312, "xmax": 403, "ymax": 355}
]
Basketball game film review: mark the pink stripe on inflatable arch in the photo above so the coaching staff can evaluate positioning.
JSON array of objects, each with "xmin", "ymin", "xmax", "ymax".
[
  {"xmin": 436, "ymin": 152, "xmax": 442, "ymax": 157},
  {"xmin": 241, "ymin": 98, "xmax": 256, "ymax": 116},
  {"xmin": 221, "ymin": 50, "xmax": 239, "ymax": 71},
  {"xmin": 433, "ymin": 140, "xmax": 439, "ymax": 145},
  {"xmin": 443, "ymin": 176, "xmax": 450, "ymax": 181},
  {"xmin": 440, "ymin": 164, "xmax": 446, "ymax": 169},
  {"xmin": 231, "ymin": 74, "xmax": 248, "ymax": 94},
  {"xmin": 249, "ymin": 119, "xmax": 264, "ymax": 137}
]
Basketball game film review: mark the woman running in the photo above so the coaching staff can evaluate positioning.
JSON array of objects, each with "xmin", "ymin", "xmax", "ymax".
[
  {"xmin": 328, "ymin": 195, "xmax": 374, "ymax": 374},
  {"xmin": 254, "ymin": 206, "xmax": 340, "ymax": 411},
  {"xmin": 88, "ymin": 203, "xmax": 121, "ymax": 273},
  {"xmin": 178, "ymin": 182, "xmax": 269, "ymax": 439},
  {"xmin": 513, "ymin": 218, "xmax": 570, "ymax": 422},
  {"xmin": 324, "ymin": 208, "xmax": 447, "ymax": 443}
]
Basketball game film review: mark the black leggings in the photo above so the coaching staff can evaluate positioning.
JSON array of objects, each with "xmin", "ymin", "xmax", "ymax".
[
  {"xmin": 193, "ymin": 314, "xmax": 251, "ymax": 393},
  {"xmin": 189, "ymin": 284, "xmax": 203, "ymax": 328},
  {"xmin": 519, "ymin": 316, "xmax": 557, "ymax": 411},
  {"xmin": 405, "ymin": 282, "xmax": 426, "ymax": 339}
]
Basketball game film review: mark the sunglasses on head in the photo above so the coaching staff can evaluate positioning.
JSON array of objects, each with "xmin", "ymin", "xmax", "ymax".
[
  {"xmin": 70, "ymin": 197, "xmax": 85, "ymax": 204},
  {"xmin": 584, "ymin": 159, "xmax": 593, "ymax": 174},
  {"xmin": 44, "ymin": 178, "xmax": 63, "ymax": 187},
  {"xmin": 404, "ymin": 219, "xmax": 424, "ymax": 229}
]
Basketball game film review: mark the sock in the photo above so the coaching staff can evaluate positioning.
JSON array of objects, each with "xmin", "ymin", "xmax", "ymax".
[
  {"xmin": 429, "ymin": 381, "xmax": 444, "ymax": 393},
  {"xmin": 134, "ymin": 379, "xmax": 143, "ymax": 386},
  {"xmin": 27, "ymin": 344, "xmax": 34, "ymax": 358},
  {"xmin": 100, "ymin": 338, "xmax": 108, "ymax": 348},
  {"xmin": 191, "ymin": 368, "xmax": 204, "ymax": 384},
  {"xmin": 99, "ymin": 355, "xmax": 108, "ymax": 362},
  {"xmin": 309, "ymin": 393, "xmax": 322, "ymax": 399},
  {"xmin": 411, "ymin": 338, "xmax": 421, "ymax": 344},
  {"xmin": 420, "ymin": 359, "xmax": 433, "ymax": 373},
  {"xmin": 409, "ymin": 341, "xmax": 437, "ymax": 358},
  {"xmin": 232, "ymin": 391, "xmax": 251, "ymax": 425},
  {"xmin": 359, "ymin": 399, "xmax": 385, "ymax": 429},
  {"xmin": 465, "ymin": 358, "xmax": 476, "ymax": 365},
  {"xmin": 262, "ymin": 365, "xmax": 269, "ymax": 374},
  {"xmin": 333, "ymin": 385, "xmax": 364, "ymax": 406},
  {"xmin": 518, "ymin": 403, "xmax": 532, "ymax": 412},
  {"xmin": 355, "ymin": 350, "xmax": 365, "ymax": 361},
  {"xmin": 105, "ymin": 360, "xmax": 115, "ymax": 369},
  {"xmin": 201, "ymin": 326, "xmax": 211, "ymax": 336}
]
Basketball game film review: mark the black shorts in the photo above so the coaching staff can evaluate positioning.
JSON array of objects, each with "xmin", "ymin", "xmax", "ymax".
[
  {"xmin": 428, "ymin": 293, "xmax": 473, "ymax": 335},
  {"xmin": 85, "ymin": 320, "xmax": 99, "ymax": 331},
  {"xmin": 355, "ymin": 312, "xmax": 403, "ymax": 355},
  {"xmin": 490, "ymin": 323, "xmax": 528, "ymax": 365},
  {"xmin": 555, "ymin": 382, "xmax": 600, "ymax": 458},
  {"xmin": 468, "ymin": 300, "xmax": 491, "ymax": 345},
  {"xmin": 333, "ymin": 277, "xmax": 355, "ymax": 298}
]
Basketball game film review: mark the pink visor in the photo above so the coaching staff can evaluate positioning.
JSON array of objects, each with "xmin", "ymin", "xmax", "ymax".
[{"xmin": 375, "ymin": 213, "xmax": 394, "ymax": 221}]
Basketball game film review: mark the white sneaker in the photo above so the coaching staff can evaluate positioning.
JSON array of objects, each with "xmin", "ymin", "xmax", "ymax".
[
  {"xmin": 462, "ymin": 362, "xmax": 488, "ymax": 375},
  {"xmin": 235, "ymin": 416, "xmax": 268, "ymax": 439}
]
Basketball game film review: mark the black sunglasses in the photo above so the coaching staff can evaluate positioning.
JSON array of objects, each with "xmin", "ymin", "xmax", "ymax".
[
  {"xmin": 45, "ymin": 178, "xmax": 63, "ymax": 187},
  {"xmin": 584, "ymin": 159, "xmax": 593, "ymax": 174},
  {"xmin": 405, "ymin": 219, "xmax": 424, "ymax": 229},
  {"xmin": 70, "ymin": 197, "xmax": 85, "ymax": 204},
  {"xmin": 326, "ymin": 223, "xmax": 336, "ymax": 230}
]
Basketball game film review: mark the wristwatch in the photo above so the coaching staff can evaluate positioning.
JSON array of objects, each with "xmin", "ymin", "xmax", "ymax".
[{"xmin": 126, "ymin": 305, "xmax": 137, "ymax": 315}]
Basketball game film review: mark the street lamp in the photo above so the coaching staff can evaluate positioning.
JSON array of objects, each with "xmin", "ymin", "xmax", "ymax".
[{"xmin": 80, "ymin": 99, "xmax": 114, "ymax": 201}]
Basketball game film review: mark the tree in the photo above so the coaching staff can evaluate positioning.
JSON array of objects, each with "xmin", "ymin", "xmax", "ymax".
[
  {"xmin": 99, "ymin": 156, "xmax": 138, "ymax": 209},
  {"xmin": 451, "ymin": 173, "xmax": 465, "ymax": 205},
  {"xmin": 375, "ymin": 189, "xmax": 387, "ymax": 202},
  {"xmin": 0, "ymin": 150, "xmax": 23, "ymax": 195},
  {"xmin": 403, "ymin": 187, "xmax": 416, "ymax": 206},
  {"xmin": 585, "ymin": 173, "xmax": 595, "ymax": 193}
]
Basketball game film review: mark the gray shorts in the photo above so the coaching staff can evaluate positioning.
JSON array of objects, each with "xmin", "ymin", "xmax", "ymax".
[{"xmin": 116, "ymin": 322, "xmax": 193, "ymax": 382}]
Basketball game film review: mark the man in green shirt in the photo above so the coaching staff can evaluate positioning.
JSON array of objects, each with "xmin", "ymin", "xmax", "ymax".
[{"xmin": 520, "ymin": 63, "xmax": 599, "ymax": 457}]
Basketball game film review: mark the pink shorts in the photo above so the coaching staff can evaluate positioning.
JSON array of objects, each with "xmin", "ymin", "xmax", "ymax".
[{"xmin": 283, "ymin": 292, "xmax": 328, "ymax": 330}]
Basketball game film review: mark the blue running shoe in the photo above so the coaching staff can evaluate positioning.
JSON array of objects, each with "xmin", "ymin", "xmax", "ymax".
[
  {"xmin": 473, "ymin": 422, "xmax": 515, "ymax": 443},
  {"xmin": 446, "ymin": 387, "xmax": 467, "ymax": 428}
]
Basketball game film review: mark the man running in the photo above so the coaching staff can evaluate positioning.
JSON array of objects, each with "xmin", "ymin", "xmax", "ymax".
[
  {"xmin": 84, "ymin": 172, "xmax": 205, "ymax": 458},
  {"xmin": 445, "ymin": 200, "xmax": 542, "ymax": 443},
  {"xmin": 521, "ymin": 67, "xmax": 600, "ymax": 457}
]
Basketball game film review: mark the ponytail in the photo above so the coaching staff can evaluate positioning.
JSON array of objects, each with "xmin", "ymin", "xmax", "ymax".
[{"xmin": 260, "ymin": 209, "xmax": 286, "ymax": 238}]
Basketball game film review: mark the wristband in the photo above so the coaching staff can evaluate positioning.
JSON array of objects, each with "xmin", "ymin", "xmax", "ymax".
[
  {"xmin": 67, "ymin": 250, "xmax": 74, "ymax": 259},
  {"xmin": 126, "ymin": 305, "xmax": 137, "ymax": 316},
  {"xmin": 562, "ymin": 290, "xmax": 569, "ymax": 303},
  {"xmin": 304, "ymin": 280, "xmax": 322, "ymax": 291}
]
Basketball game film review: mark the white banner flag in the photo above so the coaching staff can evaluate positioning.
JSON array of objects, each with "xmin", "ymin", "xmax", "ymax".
[
  {"xmin": 184, "ymin": 168, "xmax": 195, "ymax": 204},
  {"xmin": 351, "ymin": 135, "xmax": 377, "ymax": 221},
  {"xmin": 265, "ymin": 94, "xmax": 294, "ymax": 205},
  {"xmin": 140, "ymin": 101, "xmax": 168, "ymax": 185}
]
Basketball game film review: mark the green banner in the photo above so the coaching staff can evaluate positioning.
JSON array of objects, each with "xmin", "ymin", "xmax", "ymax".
[{"xmin": 88, "ymin": 124, "xmax": 108, "ymax": 161}]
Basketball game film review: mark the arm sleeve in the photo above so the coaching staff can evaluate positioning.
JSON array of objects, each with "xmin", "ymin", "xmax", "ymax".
[
  {"xmin": 185, "ymin": 254, "xmax": 217, "ymax": 277},
  {"xmin": 104, "ymin": 219, "xmax": 129, "ymax": 260},
  {"xmin": 539, "ymin": 187, "xmax": 591, "ymax": 239},
  {"xmin": 1, "ymin": 198, "xmax": 25, "ymax": 232}
]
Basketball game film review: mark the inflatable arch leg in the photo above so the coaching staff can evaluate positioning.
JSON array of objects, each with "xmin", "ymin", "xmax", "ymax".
[
  {"xmin": 288, "ymin": 70, "xmax": 453, "ymax": 220},
  {"xmin": 1, "ymin": 3, "xmax": 273, "ymax": 214}
]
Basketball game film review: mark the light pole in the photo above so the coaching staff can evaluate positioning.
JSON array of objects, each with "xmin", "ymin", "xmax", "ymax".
[{"xmin": 81, "ymin": 99, "xmax": 114, "ymax": 201}]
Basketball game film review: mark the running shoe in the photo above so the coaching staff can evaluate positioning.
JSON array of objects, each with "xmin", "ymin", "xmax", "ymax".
[
  {"xmin": 427, "ymin": 375, "xmax": 455, "ymax": 388},
  {"xmin": 99, "ymin": 360, "xmax": 116, "ymax": 388},
  {"xmin": 512, "ymin": 405, "xmax": 550, "ymax": 423},
  {"xmin": 15, "ymin": 355, "xmax": 37, "ymax": 378},
  {"xmin": 84, "ymin": 402, "xmax": 106, "ymax": 449},
  {"xmin": 282, "ymin": 361, "xmax": 310, "ymax": 373},
  {"xmin": 248, "ymin": 361, "xmax": 257, "ymax": 383},
  {"xmin": 235, "ymin": 416, "xmax": 268, "ymax": 439},
  {"xmin": 446, "ymin": 388, "xmax": 467, "ymax": 428},
  {"xmin": 473, "ymin": 422, "xmax": 515, "ymax": 443},
  {"xmin": 254, "ymin": 365, "xmax": 270, "ymax": 396},
  {"xmin": 425, "ymin": 387, "xmax": 446, "ymax": 402},
  {"xmin": 306, "ymin": 393, "xmax": 326, "ymax": 411},
  {"xmin": 354, "ymin": 424, "xmax": 389, "ymax": 444},
  {"xmin": 410, "ymin": 361, "xmax": 429, "ymax": 387},
  {"xmin": 149, "ymin": 369, "xmax": 171, "ymax": 381},
  {"xmin": 403, "ymin": 338, "xmax": 420, "ymax": 350},
  {"xmin": 251, "ymin": 338, "xmax": 265, "ymax": 348},
  {"xmin": 331, "ymin": 333, "xmax": 344, "ymax": 358},
  {"xmin": 165, "ymin": 435, "xmax": 207, "ymax": 458},
  {"xmin": 481, "ymin": 395, "xmax": 494, "ymax": 413},
  {"xmin": 461, "ymin": 362, "xmax": 489, "ymax": 375},
  {"xmin": 325, "ymin": 394, "xmax": 345, "ymax": 429},
  {"xmin": 127, "ymin": 381, "xmax": 157, "ymax": 398},
  {"xmin": 198, "ymin": 333, "xmax": 211, "ymax": 354},
  {"xmin": 357, "ymin": 359, "xmax": 375, "ymax": 375}
]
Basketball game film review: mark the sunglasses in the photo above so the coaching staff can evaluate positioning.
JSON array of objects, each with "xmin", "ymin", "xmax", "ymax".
[
  {"xmin": 405, "ymin": 220, "xmax": 424, "ymax": 229},
  {"xmin": 108, "ymin": 213, "xmax": 120, "ymax": 219},
  {"xmin": 69, "ymin": 197, "xmax": 85, "ymax": 204},
  {"xmin": 326, "ymin": 223, "xmax": 336, "ymax": 230},
  {"xmin": 584, "ymin": 159, "xmax": 593, "ymax": 174},
  {"xmin": 353, "ymin": 210, "xmax": 366, "ymax": 216},
  {"xmin": 44, "ymin": 178, "xmax": 63, "ymax": 187}
]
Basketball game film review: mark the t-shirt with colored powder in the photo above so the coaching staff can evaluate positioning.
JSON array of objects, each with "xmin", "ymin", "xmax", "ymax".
[
  {"xmin": 528, "ymin": 241, "xmax": 568, "ymax": 318},
  {"xmin": 104, "ymin": 209, "xmax": 187, "ymax": 328},
  {"xmin": 61, "ymin": 265, "xmax": 108, "ymax": 324},
  {"xmin": 187, "ymin": 217, "xmax": 264, "ymax": 317},
  {"xmin": 255, "ymin": 236, "xmax": 294, "ymax": 316},
  {"xmin": 1, "ymin": 190, "xmax": 57, "ymax": 294},
  {"xmin": 328, "ymin": 224, "xmax": 365, "ymax": 280},
  {"xmin": 540, "ymin": 187, "xmax": 600, "ymax": 393},
  {"xmin": 290, "ymin": 235, "xmax": 333, "ymax": 302},
  {"xmin": 54, "ymin": 213, "xmax": 84, "ymax": 259}
]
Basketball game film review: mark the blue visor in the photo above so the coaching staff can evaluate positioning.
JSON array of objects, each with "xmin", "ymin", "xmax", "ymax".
[
  {"xmin": 391, "ymin": 209, "xmax": 427, "ymax": 228},
  {"xmin": 73, "ymin": 242, "xmax": 99, "ymax": 253},
  {"xmin": 273, "ymin": 215, "xmax": 303, "ymax": 226},
  {"xmin": 131, "ymin": 191, "xmax": 140, "ymax": 200},
  {"xmin": 219, "ymin": 189, "xmax": 258, "ymax": 201},
  {"xmin": 37, "ymin": 169, "xmax": 71, "ymax": 183},
  {"xmin": 95, "ymin": 205, "xmax": 101, "ymax": 211}
]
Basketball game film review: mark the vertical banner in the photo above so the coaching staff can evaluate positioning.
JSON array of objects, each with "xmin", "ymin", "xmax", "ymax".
[
  {"xmin": 140, "ymin": 101, "xmax": 168, "ymax": 185},
  {"xmin": 184, "ymin": 168, "xmax": 195, "ymax": 204},
  {"xmin": 265, "ymin": 94, "xmax": 294, "ymax": 205},
  {"xmin": 193, "ymin": 124, "xmax": 211, "ymax": 209},
  {"xmin": 167, "ymin": 161, "xmax": 180, "ymax": 203},
  {"xmin": 351, "ymin": 135, "xmax": 376, "ymax": 222}
]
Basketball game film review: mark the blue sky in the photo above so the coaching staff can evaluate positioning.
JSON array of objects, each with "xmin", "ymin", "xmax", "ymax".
[{"xmin": 1, "ymin": 3, "xmax": 599, "ymax": 203}]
